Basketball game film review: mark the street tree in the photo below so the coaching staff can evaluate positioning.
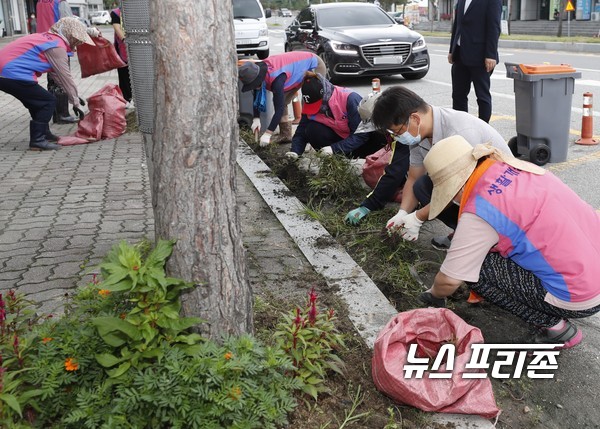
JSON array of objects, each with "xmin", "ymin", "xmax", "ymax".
[{"xmin": 149, "ymin": 0, "xmax": 253, "ymax": 338}]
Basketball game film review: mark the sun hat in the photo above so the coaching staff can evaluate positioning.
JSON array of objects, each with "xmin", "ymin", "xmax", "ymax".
[
  {"xmin": 424, "ymin": 136, "xmax": 546, "ymax": 220},
  {"xmin": 301, "ymin": 75, "xmax": 324, "ymax": 115},
  {"xmin": 49, "ymin": 17, "xmax": 94, "ymax": 47},
  {"xmin": 238, "ymin": 61, "xmax": 267, "ymax": 92}
]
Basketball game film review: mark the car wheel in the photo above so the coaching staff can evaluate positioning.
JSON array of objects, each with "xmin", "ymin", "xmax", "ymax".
[
  {"xmin": 257, "ymin": 49, "xmax": 269, "ymax": 60},
  {"xmin": 318, "ymin": 51, "xmax": 339, "ymax": 84},
  {"xmin": 401, "ymin": 70, "xmax": 428, "ymax": 80},
  {"xmin": 105, "ymin": 20, "xmax": 110, "ymax": 25}
]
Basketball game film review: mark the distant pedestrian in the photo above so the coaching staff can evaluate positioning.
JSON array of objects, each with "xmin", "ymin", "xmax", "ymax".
[
  {"xmin": 111, "ymin": 7, "xmax": 133, "ymax": 109},
  {"xmin": 448, "ymin": 0, "xmax": 501, "ymax": 123},
  {"xmin": 28, "ymin": 13, "xmax": 37, "ymax": 33},
  {"xmin": 238, "ymin": 52, "xmax": 326, "ymax": 146},
  {"xmin": 0, "ymin": 17, "xmax": 94, "ymax": 150}
]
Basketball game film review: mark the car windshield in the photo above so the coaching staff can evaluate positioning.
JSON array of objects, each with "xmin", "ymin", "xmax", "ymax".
[
  {"xmin": 317, "ymin": 6, "xmax": 394, "ymax": 27},
  {"xmin": 233, "ymin": 0, "xmax": 262, "ymax": 19}
]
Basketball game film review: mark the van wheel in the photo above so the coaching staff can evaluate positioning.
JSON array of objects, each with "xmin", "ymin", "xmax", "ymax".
[{"xmin": 257, "ymin": 49, "xmax": 269, "ymax": 60}]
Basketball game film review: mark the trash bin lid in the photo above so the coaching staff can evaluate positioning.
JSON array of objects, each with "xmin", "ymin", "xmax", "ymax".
[{"xmin": 519, "ymin": 64, "xmax": 577, "ymax": 74}]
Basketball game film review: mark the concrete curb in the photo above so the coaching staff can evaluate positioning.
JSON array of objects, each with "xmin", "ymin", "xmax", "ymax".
[
  {"xmin": 236, "ymin": 140, "xmax": 494, "ymax": 429},
  {"xmin": 425, "ymin": 36, "xmax": 600, "ymax": 53}
]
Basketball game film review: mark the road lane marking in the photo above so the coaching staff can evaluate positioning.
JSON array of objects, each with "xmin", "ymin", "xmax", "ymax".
[{"xmin": 547, "ymin": 149, "xmax": 600, "ymax": 173}]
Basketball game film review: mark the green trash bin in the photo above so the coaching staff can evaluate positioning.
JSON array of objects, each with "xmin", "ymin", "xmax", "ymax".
[{"xmin": 505, "ymin": 63, "xmax": 581, "ymax": 165}]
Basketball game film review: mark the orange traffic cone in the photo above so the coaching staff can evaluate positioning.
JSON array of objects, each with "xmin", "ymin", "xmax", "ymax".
[{"xmin": 576, "ymin": 92, "xmax": 598, "ymax": 145}]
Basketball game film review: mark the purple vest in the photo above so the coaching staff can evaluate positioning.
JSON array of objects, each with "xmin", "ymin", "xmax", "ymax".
[
  {"xmin": 264, "ymin": 52, "xmax": 318, "ymax": 92},
  {"xmin": 0, "ymin": 33, "xmax": 69, "ymax": 81},
  {"xmin": 308, "ymin": 87, "xmax": 352, "ymax": 139},
  {"xmin": 463, "ymin": 161, "xmax": 600, "ymax": 305}
]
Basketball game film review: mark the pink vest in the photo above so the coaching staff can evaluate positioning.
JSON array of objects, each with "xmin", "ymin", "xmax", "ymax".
[
  {"xmin": 308, "ymin": 87, "xmax": 352, "ymax": 139},
  {"xmin": 0, "ymin": 33, "xmax": 69, "ymax": 81},
  {"xmin": 36, "ymin": 0, "xmax": 60, "ymax": 33},
  {"xmin": 462, "ymin": 161, "xmax": 600, "ymax": 306},
  {"xmin": 264, "ymin": 51, "xmax": 318, "ymax": 92}
]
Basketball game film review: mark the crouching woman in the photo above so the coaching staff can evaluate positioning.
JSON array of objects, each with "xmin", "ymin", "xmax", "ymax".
[{"xmin": 420, "ymin": 135, "xmax": 600, "ymax": 349}]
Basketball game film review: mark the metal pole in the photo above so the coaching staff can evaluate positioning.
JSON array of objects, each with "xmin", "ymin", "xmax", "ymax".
[{"xmin": 567, "ymin": 10, "xmax": 570, "ymax": 37}]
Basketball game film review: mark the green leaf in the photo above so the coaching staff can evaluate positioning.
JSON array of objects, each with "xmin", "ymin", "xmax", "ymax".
[
  {"xmin": 97, "ymin": 331, "xmax": 126, "ymax": 347},
  {"xmin": 92, "ymin": 316, "xmax": 142, "ymax": 341},
  {"xmin": 303, "ymin": 384, "xmax": 319, "ymax": 401},
  {"xmin": 96, "ymin": 353, "xmax": 125, "ymax": 368},
  {"xmin": 146, "ymin": 239, "xmax": 176, "ymax": 268},
  {"xmin": 106, "ymin": 361, "xmax": 131, "ymax": 378},
  {"xmin": 0, "ymin": 393, "xmax": 23, "ymax": 417}
]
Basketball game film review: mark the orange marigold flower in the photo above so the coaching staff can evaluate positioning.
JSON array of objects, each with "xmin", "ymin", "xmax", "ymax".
[
  {"xmin": 42, "ymin": 337, "xmax": 53, "ymax": 344},
  {"xmin": 98, "ymin": 289, "xmax": 111, "ymax": 297},
  {"xmin": 224, "ymin": 352, "xmax": 233, "ymax": 360},
  {"xmin": 119, "ymin": 313, "xmax": 127, "ymax": 320},
  {"xmin": 229, "ymin": 386, "xmax": 242, "ymax": 400},
  {"xmin": 65, "ymin": 358, "xmax": 79, "ymax": 371}
]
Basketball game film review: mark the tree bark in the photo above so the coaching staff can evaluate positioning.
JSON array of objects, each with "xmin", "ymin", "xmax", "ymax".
[{"xmin": 150, "ymin": 0, "xmax": 253, "ymax": 338}]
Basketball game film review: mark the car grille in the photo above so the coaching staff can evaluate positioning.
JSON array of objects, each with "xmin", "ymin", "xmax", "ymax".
[{"xmin": 361, "ymin": 43, "xmax": 412, "ymax": 66}]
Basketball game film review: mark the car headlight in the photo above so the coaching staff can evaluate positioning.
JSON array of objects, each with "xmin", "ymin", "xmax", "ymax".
[
  {"xmin": 412, "ymin": 36, "xmax": 426, "ymax": 51},
  {"xmin": 259, "ymin": 28, "xmax": 269, "ymax": 37},
  {"xmin": 329, "ymin": 40, "xmax": 359, "ymax": 56}
]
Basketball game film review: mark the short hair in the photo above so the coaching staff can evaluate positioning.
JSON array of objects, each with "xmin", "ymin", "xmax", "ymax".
[{"xmin": 371, "ymin": 86, "xmax": 428, "ymax": 133}]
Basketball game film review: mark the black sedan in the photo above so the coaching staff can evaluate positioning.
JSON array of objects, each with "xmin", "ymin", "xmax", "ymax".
[{"xmin": 284, "ymin": 2, "xmax": 429, "ymax": 82}]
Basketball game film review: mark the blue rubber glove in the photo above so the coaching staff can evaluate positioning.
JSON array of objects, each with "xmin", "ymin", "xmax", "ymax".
[{"xmin": 345, "ymin": 206, "xmax": 370, "ymax": 225}]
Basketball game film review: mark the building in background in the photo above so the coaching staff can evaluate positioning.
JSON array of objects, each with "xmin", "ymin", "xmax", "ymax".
[{"xmin": 0, "ymin": 0, "xmax": 104, "ymax": 37}]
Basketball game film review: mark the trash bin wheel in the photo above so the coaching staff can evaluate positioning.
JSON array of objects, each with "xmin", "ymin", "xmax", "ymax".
[
  {"xmin": 507, "ymin": 136, "xmax": 519, "ymax": 157},
  {"xmin": 529, "ymin": 144, "xmax": 551, "ymax": 166}
]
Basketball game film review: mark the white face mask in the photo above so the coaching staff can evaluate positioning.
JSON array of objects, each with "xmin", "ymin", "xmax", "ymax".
[{"xmin": 391, "ymin": 117, "xmax": 422, "ymax": 146}]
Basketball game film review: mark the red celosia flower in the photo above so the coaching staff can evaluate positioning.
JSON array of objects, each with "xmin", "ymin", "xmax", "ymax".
[
  {"xmin": 309, "ymin": 287, "xmax": 318, "ymax": 305},
  {"xmin": 308, "ymin": 302, "xmax": 318, "ymax": 326}
]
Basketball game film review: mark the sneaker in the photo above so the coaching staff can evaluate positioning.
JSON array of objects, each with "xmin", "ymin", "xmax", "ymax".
[
  {"xmin": 431, "ymin": 233, "xmax": 454, "ymax": 251},
  {"xmin": 534, "ymin": 320, "xmax": 583, "ymax": 349}
]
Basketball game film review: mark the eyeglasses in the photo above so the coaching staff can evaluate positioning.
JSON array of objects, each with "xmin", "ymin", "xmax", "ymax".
[{"xmin": 386, "ymin": 117, "xmax": 411, "ymax": 137}]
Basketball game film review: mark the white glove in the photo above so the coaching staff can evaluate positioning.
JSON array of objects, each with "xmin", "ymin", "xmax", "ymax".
[
  {"xmin": 320, "ymin": 146, "xmax": 333, "ymax": 156},
  {"xmin": 251, "ymin": 118, "xmax": 261, "ymax": 134},
  {"xmin": 259, "ymin": 133, "xmax": 271, "ymax": 147},
  {"xmin": 397, "ymin": 212, "xmax": 424, "ymax": 242},
  {"xmin": 285, "ymin": 151, "xmax": 299, "ymax": 161},
  {"xmin": 386, "ymin": 209, "xmax": 408, "ymax": 232},
  {"xmin": 87, "ymin": 27, "xmax": 100, "ymax": 38}
]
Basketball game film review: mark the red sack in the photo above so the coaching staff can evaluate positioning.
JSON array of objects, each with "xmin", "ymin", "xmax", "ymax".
[
  {"xmin": 362, "ymin": 146, "xmax": 402, "ymax": 203},
  {"xmin": 58, "ymin": 84, "xmax": 126, "ymax": 146},
  {"xmin": 372, "ymin": 308, "xmax": 500, "ymax": 419},
  {"xmin": 77, "ymin": 36, "xmax": 127, "ymax": 78}
]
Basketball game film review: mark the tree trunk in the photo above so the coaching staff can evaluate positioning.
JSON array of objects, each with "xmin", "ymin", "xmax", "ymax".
[
  {"xmin": 557, "ymin": 0, "xmax": 564, "ymax": 37},
  {"xmin": 150, "ymin": 0, "xmax": 253, "ymax": 338}
]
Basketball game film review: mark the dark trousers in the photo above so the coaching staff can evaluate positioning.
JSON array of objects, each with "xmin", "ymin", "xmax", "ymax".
[
  {"xmin": 0, "ymin": 78, "xmax": 56, "ymax": 123},
  {"xmin": 117, "ymin": 66, "xmax": 132, "ymax": 102},
  {"xmin": 451, "ymin": 47, "xmax": 493, "ymax": 123},
  {"xmin": 413, "ymin": 174, "xmax": 459, "ymax": 230},
  {"xmin": 305, "ymin": 121, "xmax": 385, "ymax": 159}
]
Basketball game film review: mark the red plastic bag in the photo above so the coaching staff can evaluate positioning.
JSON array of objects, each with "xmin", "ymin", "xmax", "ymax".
[
  {"xmin": 372, "ymin": 308, "xmax": 500, "ymax": 419},
  {"xmin": 77, "ymin": 36, "xmax": 127, "ymax": 78},
  {"xmin": 58, "ymin": 84, "xmax": 126, "ymax": 146},
  {"xmin": 362, "ymin": 146, "xmax": 402, "ymax": 203}
]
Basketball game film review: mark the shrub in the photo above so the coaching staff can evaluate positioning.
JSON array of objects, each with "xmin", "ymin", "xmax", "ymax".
[{"xmin": 0, "ymin": 239, "xmax": 301, "ymax": 428}]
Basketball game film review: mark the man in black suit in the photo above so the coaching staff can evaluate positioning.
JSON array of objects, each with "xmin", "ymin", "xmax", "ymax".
[{"xmin": 448, "ymin": 0, "xmax": 502, "ymax": 123}]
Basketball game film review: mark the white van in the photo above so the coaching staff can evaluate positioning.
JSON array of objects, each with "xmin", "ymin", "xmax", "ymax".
[
  {"xmin": 90, "ymin": 10, "xmax": 111, "ymax": 25},
  {"xmin": 233, "ymin": 0, "xmax": 271, "ymax": 59}
]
